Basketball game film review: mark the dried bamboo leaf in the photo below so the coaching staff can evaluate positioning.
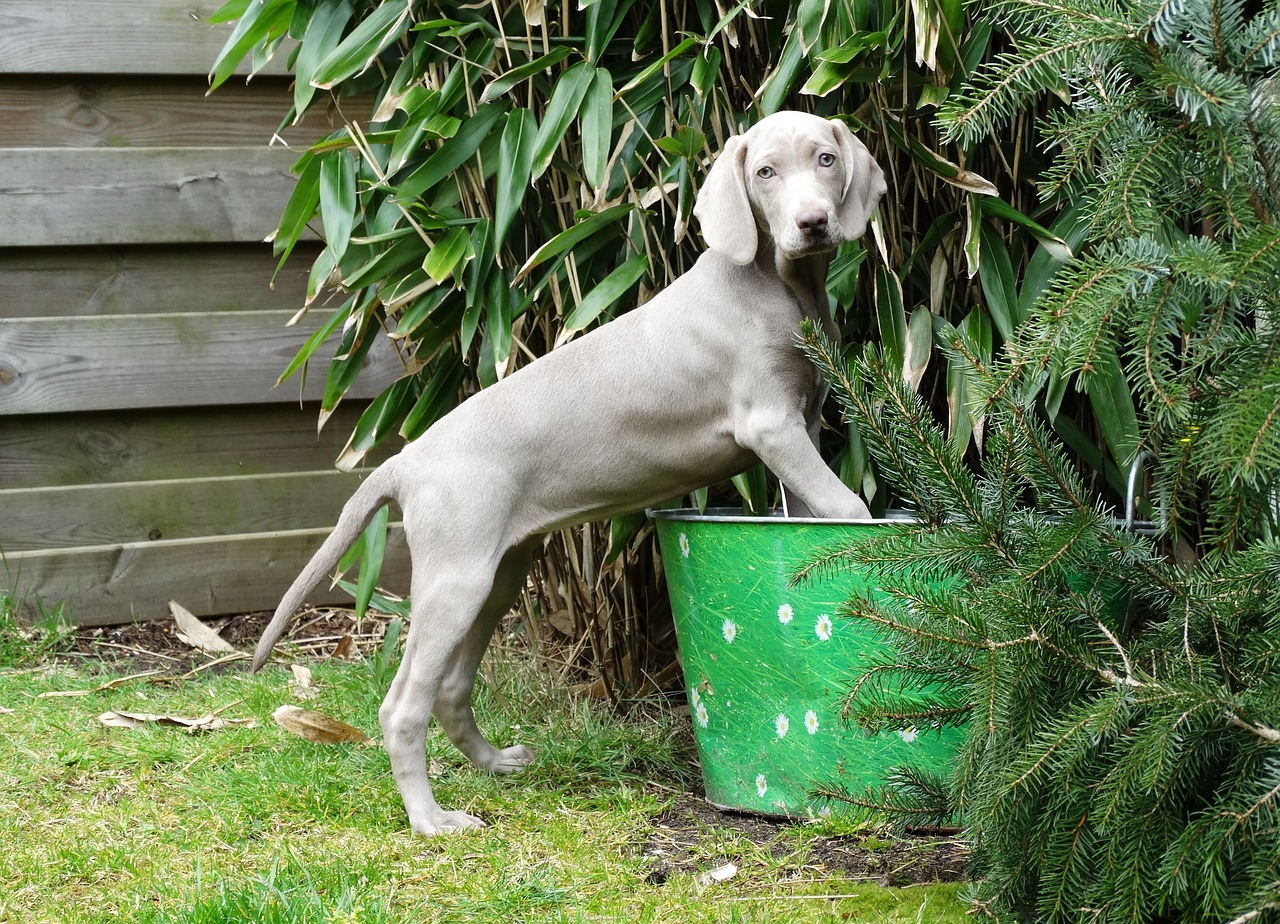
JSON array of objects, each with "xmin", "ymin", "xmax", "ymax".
[
  {"xmin": 98, "ymin": 710, "xmax": 255, "ymax": 735},
  {"xmin": 169, "ymin": 601, "xmax": 237, "ymax": 654},
  {"xmin": 272, "ymin": 705, "xmax": 372, "ymax": 745}
]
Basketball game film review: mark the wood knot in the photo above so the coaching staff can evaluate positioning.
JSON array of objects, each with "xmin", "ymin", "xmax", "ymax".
[{"xmin": 0, "ymin": 365, "xmax": 17, "ymax": 386}]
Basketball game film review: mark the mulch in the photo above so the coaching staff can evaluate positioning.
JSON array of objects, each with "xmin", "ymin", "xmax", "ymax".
[
  {"xmin": 67, "ymin": 607, "xmax": 381, "ymax": 673},
  {"xmin": 58, "ymin": 608, "xmax": 969, "ymax": 887}
]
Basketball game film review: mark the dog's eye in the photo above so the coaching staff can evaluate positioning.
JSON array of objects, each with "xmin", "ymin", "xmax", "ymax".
[
  {"xmin": 756, "ymin": 165, "xmax": 775, "ymax": 179},
  {"xmin": 818, "ymin": 152, "xmax": 836, "ymax": 167}
]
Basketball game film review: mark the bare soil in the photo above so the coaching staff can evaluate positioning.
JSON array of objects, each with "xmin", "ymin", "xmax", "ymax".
[{"xmin": 62, "ymin": 610, "xmax": 969, "ymax": 887}]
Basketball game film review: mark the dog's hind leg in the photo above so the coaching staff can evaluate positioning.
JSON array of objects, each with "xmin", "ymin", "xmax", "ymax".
[
  {"xmin": 432, "ymin": 540, "xmax": 538, "ymax": 774},
  {"xmin": 379, "ymin": 561, "xmax": 505, "ymax": 835}
]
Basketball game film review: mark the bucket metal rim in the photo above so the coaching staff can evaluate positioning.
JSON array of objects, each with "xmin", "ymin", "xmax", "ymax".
[
  {"xmin": 647, "ymin": 506, "xmax": 1161, "ymax": 534},
  {"xmin": 646, "ymin": 507, "xmax": 919, "ymax": 526}
]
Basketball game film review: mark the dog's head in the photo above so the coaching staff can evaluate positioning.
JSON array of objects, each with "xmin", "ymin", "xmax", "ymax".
[{"xmin": 693, "ymin": 111, "xmax": 886, "ymax": 265}]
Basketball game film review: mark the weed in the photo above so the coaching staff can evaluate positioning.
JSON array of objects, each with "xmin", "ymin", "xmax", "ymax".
[{"xmin": 0, "ymin": 567, "xmax": 74, "ymax": 668}]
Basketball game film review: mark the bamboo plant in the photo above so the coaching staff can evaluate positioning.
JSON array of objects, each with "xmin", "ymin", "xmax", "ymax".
[{"xmin": 208, "ymin": 0, "xmax": 1066, "ymax": 690}]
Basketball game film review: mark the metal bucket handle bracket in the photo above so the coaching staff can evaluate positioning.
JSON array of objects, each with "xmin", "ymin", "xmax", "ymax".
[{"xmin": 1123, "ymin": 450, "xmax": 1161, "ymax": 533}]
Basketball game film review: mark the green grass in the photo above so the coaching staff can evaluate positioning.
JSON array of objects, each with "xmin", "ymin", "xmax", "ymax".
[{"xmin": 0, "ymin": 639, "xmax": 970, "ymax": 923}]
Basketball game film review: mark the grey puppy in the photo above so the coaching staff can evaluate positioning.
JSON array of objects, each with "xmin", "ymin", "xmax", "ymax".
[{"xmin": 253, "ymin": 110, "xmax": 886, "ymax": 835}]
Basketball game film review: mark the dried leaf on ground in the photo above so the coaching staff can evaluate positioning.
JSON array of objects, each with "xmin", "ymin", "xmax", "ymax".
[
  {"xmin": 694, "ymin": 862, "xmax": 739, "ymax": 888},
  {"xmin": 330, "ymin": 634, "xmax": 358, "ymax": 660},
  {"xmin": 169, "ymin": 601, "xmax": 237, "ymax": 654},
  {"xmin": 289, "ymin": 664, "xmax": 320, "ymax": 700},
  {"xmin": 272, "ymin": 705, "xmax": 372, "ymax": 745},
  {"xmin": 99, "ymin": 710, "xmax": 255, "ymax": 734}
]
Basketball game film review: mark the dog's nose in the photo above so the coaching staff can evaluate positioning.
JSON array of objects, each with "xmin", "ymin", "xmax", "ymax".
[{"xmin": 796, "ymin": 209, "xmax": 829, "ymax": 235}]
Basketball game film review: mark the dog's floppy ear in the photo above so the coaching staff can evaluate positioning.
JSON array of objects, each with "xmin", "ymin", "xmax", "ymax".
[
  {"xmin": 830, "ymin": 119, "xmax": 887, "ymax": 241},
  {"xmin": 694, "ymin": 135, "xmax": 757, "ymax": 264}
]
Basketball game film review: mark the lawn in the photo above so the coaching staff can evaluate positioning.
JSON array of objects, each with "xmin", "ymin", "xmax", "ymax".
[{"xmin": 0, "ymin": 612, "xmax": 970, "ymax": 923}]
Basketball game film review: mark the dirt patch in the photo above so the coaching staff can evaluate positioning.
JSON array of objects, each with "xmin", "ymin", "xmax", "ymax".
[
  {"xmin": 66, "ymin": 607, "xmax": 393, "ymax": 673},
  {"xmin": 643, "ymin": 791, "xmax": 968, "ymax": 887}
]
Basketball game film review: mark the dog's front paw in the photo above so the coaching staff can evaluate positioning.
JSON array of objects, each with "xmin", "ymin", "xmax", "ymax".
[{"xmin": 411, "ymin": 809, "xmax": 487, "ymax": 836}]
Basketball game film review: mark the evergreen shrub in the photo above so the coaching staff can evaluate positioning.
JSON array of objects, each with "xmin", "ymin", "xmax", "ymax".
[{"xmin": 806, "ymin": 0, "xmax": 1280, "ymax": 920}]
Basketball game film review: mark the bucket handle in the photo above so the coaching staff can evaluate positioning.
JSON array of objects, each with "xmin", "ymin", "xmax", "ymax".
[{"xmin": 1123, "ymin": 450, "xmax": 1159, "ymax": 532}]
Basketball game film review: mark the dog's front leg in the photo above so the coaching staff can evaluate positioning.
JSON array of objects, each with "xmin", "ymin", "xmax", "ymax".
[{"xmin": 738, "ymin": 411, "xmax": 872, "ymax": 519}]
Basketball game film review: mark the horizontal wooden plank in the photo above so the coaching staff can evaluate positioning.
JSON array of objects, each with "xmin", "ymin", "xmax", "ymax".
[
  {"xmin": 0, "ymin": 243, "xmax": 320, "ymax": 320},
  {"xmin": 2, "ymin": 526, "xmax": 412, "ymax": 627},
  {"xmin": 0, "ymin": 470, "xmax": 384, "ymax": 550},
  {"xmin": 0, "ymin": 146, "xmax": 301, "ymax": 246},
  {"xmin": 0, "ymin": 402, "xmax": 400, "ymax": 489},
  {"xmin": 0, "ymin": 311, "xmax": 406, "ymax": 414},
  {"xmin": 0, "ymin": 1, "xmax": 291, "ymax": 77},
  {"xmin": 0, "ymin": 77, "xmax": 356, "ymax": 148}
]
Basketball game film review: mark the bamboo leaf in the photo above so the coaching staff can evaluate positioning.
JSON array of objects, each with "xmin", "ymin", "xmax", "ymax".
[
  {"xmin": 347, "ymin": 376, "xmax": 418, "ymax": 458},
  {"xmin": 271, "ymin": 152, "xmax": 321, "ymax": 273},
  {"xmin": 423, "ymin": 226, "xmax": 472, "ymax": 284},
  {"xmin": 322, "ymin": 307, "xmax": 379, "ymax": 411},
  {"xmin": 876, "ymin": 266, "xmax": 907, "ymax": 377},
  {"xmin": 398, "ymin": 104, "xmax": 504, "ymax": 200},
  {"xmin": 605, "ymin": 512, "xmax": 647, "ymax": 565},
  {"xmin": 293, "ymin": 0, "xmax": 354, "ymax": 113},
  {"xmin": 531, "ymin": 63, "xmax": 595, "ymax": 180},
  {"xmin": 963, "ymin": 194, "xmax": 982, "ymax": 278},
  {"xmin": 354, "ymin": 505, "xmax": 390, "ymax": 619},
  {"xmin": 559, "ymin": 253, "xmax": 648, "ymax": 340},
  {"xmin": 480, "ymin": 47, "xmax": 573, "ymax": 104},
  {"xmin": 487, "ymin": 272, "xmax": 514, "ymax": 377},
  {"xmin": 320, "ymin": 149, "xmax": 358, "ymax": 261},
  {"xmin": 400, "ymin": 351, "xmax": 464, "ymax": 440},
  {"xmin": 278, "ymin": 298, "xmax": 349, "ymax": 385},
  {"xmin": 514, "ymin": 204, "xmax": 634, "ymax": 282},
  {"xmin": 980, "ymin": 197, "xmax": 1074, "ymax": 261},
  {"xmin": 614, "ymin": 37, "xmax": 699, "ymax": 98},
  {"xmin": 978, "ymin": 223, "xmax": 1020, "ymax": 341},
  {"xmin": 904, "ymin": 306, "xmax": 934, "ymax": 392},
  {"xmin": 1084, "ymin": 348, "xmax": 1141, "ymax": 466},
  {"xmin": 311, "ymin": 0, "xmax": 415, "ymax": 89},
  {"xmin": 343, "ymin": 234, "xmax": 429, "ymax": 289},
  {"xmin": 581, "ymin": 67, "xmax": 614, "ymax": 189},
  {"xmin": 305, "ymin": 246, "xmax": 338, "ymax": 306},
  {"xmin": 1019, "ymin": 202, "xmax": 1088, "ymax": 315},
  {"xmin": 208, "ymin": 0, "xmax": 292, "ymax": 91},
  {"xmin": 797, "ymin": 0, "xmax": 830, "ymax": 52},
  {"xmin": 495, "ymin": 109, "xmax": 538, "ymax": 251},
  {"xmin": 584, "ymin": 0, "xmax": 636, "ymax": 63},
  {"xmin": 691, "ymin": 46, "xmax": 721, "ymax": 98},
  {"xmin": 208, "ymin": 0, "xmax": 255, "ymax": 24},
  {"xmin": 759, "ymin": 26, "xmax": 806, "ymax": 114},
  {"xmin": 462, "ymin": 221, "xmax": 493, "ymax": 354},
  {"xmin": 881, "ymin": 112, "xmax": 999, "ymax": 194}
]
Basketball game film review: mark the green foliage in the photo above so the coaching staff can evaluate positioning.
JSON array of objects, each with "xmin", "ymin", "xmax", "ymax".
[
  {"xmin": 803, "ymin": 0, "xmax": 1280, "ymax": 919},
  {"xmin": 207, "ymin": 0, "xmax": 1073, "ymax": 688},
  {"xmin": 806, "ymin": 328, "xmax": 1280, "ymax": 924},
  {"xmin": 208, "ymin": 0, "xmax": 1065, "ymax": 502},
  {"xmin": 942, "ymin": 0, "xmax": 1280, "ymax": 552}
]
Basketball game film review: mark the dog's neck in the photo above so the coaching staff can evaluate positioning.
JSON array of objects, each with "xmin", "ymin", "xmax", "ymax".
[{"xmin": 755, "ymin": 244, "xmax": 832, "ymax": 325}]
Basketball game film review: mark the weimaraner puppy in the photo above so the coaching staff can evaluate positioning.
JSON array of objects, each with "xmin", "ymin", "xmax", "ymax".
[{"xmin": 253, "ymin": 110, "xmax": 886, "ymax": 835}]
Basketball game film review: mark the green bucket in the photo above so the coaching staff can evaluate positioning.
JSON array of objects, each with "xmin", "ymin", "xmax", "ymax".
[{"xmin": 651, "ymin": 509, "xmax": 963, "ymax": 819}]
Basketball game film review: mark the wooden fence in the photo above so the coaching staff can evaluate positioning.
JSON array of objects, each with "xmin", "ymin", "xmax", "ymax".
[{"xmin": 0, "ymin": 0, "xmax": 411, "ymax": 626}]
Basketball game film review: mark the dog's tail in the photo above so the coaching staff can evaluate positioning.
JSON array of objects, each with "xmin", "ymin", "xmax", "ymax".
[{"xmin": 251, "ymin": 465, "xmax": 399, "ymax": 672}]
